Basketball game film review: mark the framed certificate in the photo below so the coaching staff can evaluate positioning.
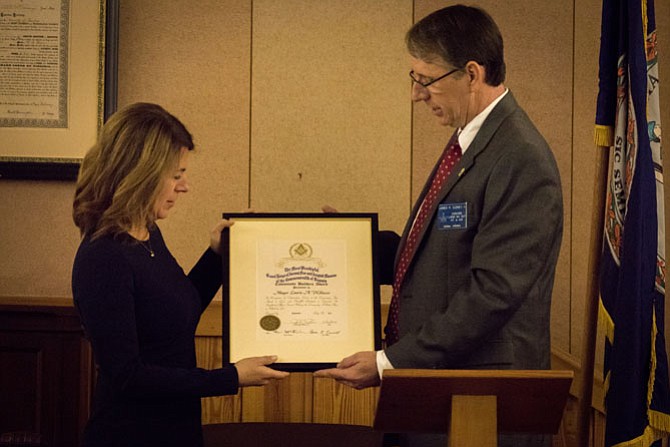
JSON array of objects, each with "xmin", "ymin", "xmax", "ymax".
[
  {"xmin": 0, "ymin": 0, "xmax": 119, "ymax": 180},
  {"xmin": 221, "ymin": 212, "xmax": 381, "ymax": 372}
]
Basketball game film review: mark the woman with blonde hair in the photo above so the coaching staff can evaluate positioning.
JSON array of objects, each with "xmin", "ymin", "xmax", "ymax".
[{"xmin": 72, "ymin": 102, "xmax": 287, "ymax": 447}]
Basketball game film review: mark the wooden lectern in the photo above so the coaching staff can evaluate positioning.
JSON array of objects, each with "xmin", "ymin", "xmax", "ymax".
[{"xmin": 373, "ymin": 369, "xmax": 573, "ymax": 447}]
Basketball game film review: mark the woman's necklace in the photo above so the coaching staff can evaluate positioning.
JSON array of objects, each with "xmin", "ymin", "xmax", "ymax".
[
  {"xmin": 130, "ymin": 227, "xmax": 154, "ymax": 258},
  {"xmin": 140, "ymin": 238, "xmax": 155, "ymax": 258}
]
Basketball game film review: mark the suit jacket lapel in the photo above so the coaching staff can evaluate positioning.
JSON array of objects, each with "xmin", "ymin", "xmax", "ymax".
[
  {"xmin": 434, "ymin": 91, "xmax": 520, "ymax": 205},
  {"xmin": 395, "ymin": 91, "xmax": 521, "ymax": 271}
]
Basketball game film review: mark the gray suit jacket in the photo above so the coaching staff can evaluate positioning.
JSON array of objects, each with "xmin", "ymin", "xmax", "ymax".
[{"xmin": 385, "ymin": 91, "xmax": 563, "ymax": 374}]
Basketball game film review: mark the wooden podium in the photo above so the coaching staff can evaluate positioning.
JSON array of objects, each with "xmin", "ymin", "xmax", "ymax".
[{"xmin": 373, "ymin": 369, "xmax": 573, "ymax": 447}]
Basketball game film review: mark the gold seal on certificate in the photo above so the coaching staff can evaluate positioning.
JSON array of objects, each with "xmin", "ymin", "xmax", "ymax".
[{"xmin": 260, "ymin": 314, "xmax": 281, "ymax": 331}]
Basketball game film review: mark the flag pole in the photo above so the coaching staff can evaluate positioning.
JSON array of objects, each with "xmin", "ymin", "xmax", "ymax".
[{"xmin": 574, "ymin": 144, "xmax": 610, "ymax": 447}]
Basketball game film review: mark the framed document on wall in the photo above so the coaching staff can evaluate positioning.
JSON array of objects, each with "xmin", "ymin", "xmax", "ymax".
[
  {"xmin": 0, "ymin": 0, "xmax": 119, "ymax": 180},
  {"xmin": 221, "ymin": 213, "xmax": 381, "ymax": 372}
]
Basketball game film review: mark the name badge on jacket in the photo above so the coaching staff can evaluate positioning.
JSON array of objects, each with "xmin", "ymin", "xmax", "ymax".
[{"xmin": 438, "ymin": 203, "xmax": 467, "ymax": 229}]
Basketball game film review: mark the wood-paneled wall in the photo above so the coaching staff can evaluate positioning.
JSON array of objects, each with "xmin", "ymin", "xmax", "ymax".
[
  {"xmin": 2, "ymin": 0, "xmax": 666, "ymax": 369},
  {"xmin": 1, "ymin": 2, "xmax": 669, "ymax": 446},
  {"xmin": 196, "ymin": 302, "xmax": 380, "ymax": 426},
  {"xmin": 196, "ymin": 302, "xmax": 605, "ymax": 447},
  {"xmin": 195, "ymin": 302, "xmax": 607, "ymax": 445},
  {"xmin": 109, "ymin": 0, "xmax": 670, "ymax": 395}
]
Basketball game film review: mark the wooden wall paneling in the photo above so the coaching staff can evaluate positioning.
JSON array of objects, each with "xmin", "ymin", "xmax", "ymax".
[
  {"xmin": 553, "ymin": 418, "xmax": 568, "ymax": 447},
  {"xmin": 0, "ymin": 334, "xmax": 47, "ymax": 437},
  {"xmin": 197, "ymin": 284, "xmax": 316, "ymax": 424},
  {"xmin": 117, "ymin": 0, "xmax": 252, "ymax": 269},
  {"xmin": 248, "ymin": 0, "xmax": 410, "ymax": 426},
  {"xmin": 0, "ymin": 299, "xmax": 93, "ymax": 447},
  {"xmin": 553, "ymin": 394, "xmax": 606, "ymax": 447},
  {"xmin": 572, "ymin": 0, "xmax": 606, "ymax": 367},
  {"xmin": 0, "ymin": 0, "xmax": 665, "ymax": 442},
  {"xmin": 488, "ymin": 0, "xmax": 575, "ymax": 359},
  {"xmin": 551, "ymin": 347, "xmax": 605, "ymax": 414},
  {"xmin": 0, "ymin": 182, "xmax": 80, "ymax": 297},
  {"xmin": 591, "ymin": 410, "xmax": 606, "ymax": 447},
  {"xmin": 250, "ymin": 0, "xmax": 412, "ymax": 233},
  {"xmin": 558, "ymin": 395, "xmax": 586, "ymax": 447},
  {"xmin": 312, "ymin": 377, "xmax": 379, "ymax": 426},
  {"xmin": 239, "ymin": 385, "xmax": 265, "ymax": 422},
  {"xmin": 551, "ymin": 346, "xmax": 606, "ymax": 447},
  {"xmin": 241, "ymin": 373, "xmax": 314, "ymax": 422},
  {"xmin": 200, "ymin": 393, "xmax": 241, "ymax": 425},
  {"xmin": 195, "ymin": 336, "xmax": 241, "ymax": 424}
]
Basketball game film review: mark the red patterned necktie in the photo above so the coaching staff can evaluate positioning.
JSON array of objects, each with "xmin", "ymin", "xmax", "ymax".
[{"xmin": 385, "ymin": 139, "xmax": 463, "ymax": 346}]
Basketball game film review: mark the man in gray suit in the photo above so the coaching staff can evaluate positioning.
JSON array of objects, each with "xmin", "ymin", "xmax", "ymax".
[{"xmin": 316, "ymin": 5, "xmax": 562, "ymax": 446}]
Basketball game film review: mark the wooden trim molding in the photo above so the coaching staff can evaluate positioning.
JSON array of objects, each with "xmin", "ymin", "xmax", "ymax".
[{"xmin": 551, "ymin": 346, "xmax": 605, "ymax": 414}]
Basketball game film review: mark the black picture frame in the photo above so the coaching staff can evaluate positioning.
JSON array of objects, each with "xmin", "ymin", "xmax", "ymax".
[
  {"xmin": 221, "ymin": 212, "xmax": 381, "ymax": 372},
  {"xmin": 0, "ymin": 0, "xmax": 119, "ymax": 181}
]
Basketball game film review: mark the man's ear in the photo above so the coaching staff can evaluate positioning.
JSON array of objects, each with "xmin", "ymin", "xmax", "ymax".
[{"xmin": 464, "ymin": 61, "xmax": 486, "ymax": 87}]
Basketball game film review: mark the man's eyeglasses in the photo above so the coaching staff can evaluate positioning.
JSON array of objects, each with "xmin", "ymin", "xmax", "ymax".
[{"xmin": 409, "ymin": 67, "xmax": 461, "ymax": 88}]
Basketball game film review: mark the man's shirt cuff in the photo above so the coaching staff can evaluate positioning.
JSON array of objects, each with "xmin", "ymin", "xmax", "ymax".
[{"xmin": 376, "ymin": 350, "xmax": 395, "ymax": 379}]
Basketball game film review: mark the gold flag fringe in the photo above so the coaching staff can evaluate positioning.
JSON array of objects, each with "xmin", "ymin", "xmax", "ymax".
[
  {"xmin": 595, "ymin": 124, "xmax": 614, "ymax": 147},
  {"xmin": 599, "ymin": 298, "xmax": 615, "ymax": 344},
  {"xmin": 603, "ymin": 307, "xmax": 670, "ymax": 447},
  {"xmin": 608, "ymin": 425, "xmax": 668, "ymax": 447},
  {"xmin": 599, "ymin": 298, "xmax": 614, "ymax": 401},
  {"xmin": 647, "ymin": 309, "xmax": 670, "ymax": 433}
]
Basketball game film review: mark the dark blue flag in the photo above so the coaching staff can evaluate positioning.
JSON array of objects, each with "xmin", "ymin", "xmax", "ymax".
[{"xmin": 596, "ymin": 0, "xmax": 669, "ymax": 446}]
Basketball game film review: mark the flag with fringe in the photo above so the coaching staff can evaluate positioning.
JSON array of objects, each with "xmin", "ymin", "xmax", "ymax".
[{"xmin": 596, "ymin": 0, "xmax": 669, "ymax": 446}]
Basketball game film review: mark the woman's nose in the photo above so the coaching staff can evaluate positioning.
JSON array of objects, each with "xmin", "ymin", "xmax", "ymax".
[{"xmin": 177, "ymin": 178, "xmax": 189, "ymax": 193}]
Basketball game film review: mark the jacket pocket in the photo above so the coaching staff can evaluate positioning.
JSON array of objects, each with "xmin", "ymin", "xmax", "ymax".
[{"xmin": 458, "ymin": 340, "xmax": 515, "ymax": 369}]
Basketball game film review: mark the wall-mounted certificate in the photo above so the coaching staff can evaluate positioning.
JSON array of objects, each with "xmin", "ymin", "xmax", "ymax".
[{"xmin": 221, "ymin": 213, "xmax": 381, "ymax": 371}]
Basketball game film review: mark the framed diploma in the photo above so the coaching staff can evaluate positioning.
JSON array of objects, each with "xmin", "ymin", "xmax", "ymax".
[{"xmin": 222, "ymin": 213, "xmax": 381, "ymax": 372}]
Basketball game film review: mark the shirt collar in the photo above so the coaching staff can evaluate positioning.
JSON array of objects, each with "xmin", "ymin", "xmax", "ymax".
[{"xmin": 457, "ymin": 88, "xmax": 509, "ymax": 153}]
